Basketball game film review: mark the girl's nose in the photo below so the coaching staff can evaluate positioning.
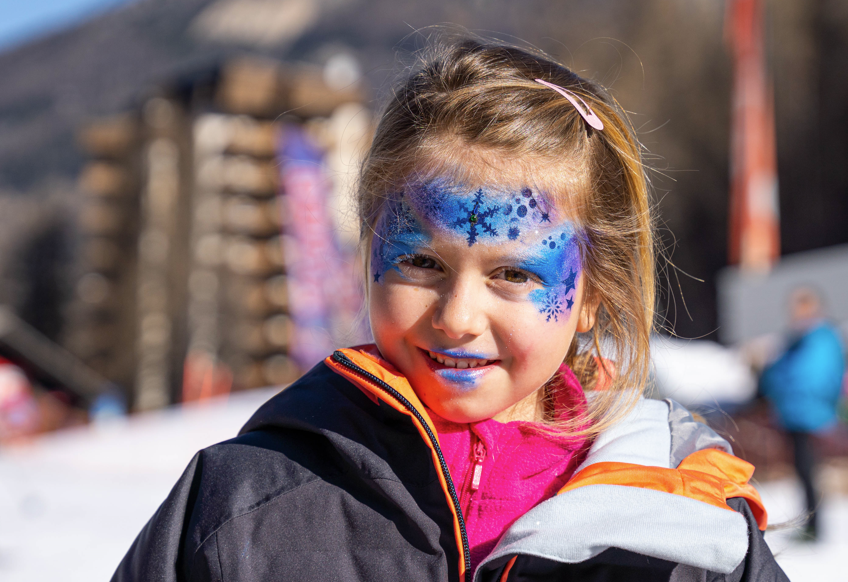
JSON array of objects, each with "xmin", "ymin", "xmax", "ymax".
[{"xmin": 431, "ymin": 278, "xmax": 488, "ymax": 339}]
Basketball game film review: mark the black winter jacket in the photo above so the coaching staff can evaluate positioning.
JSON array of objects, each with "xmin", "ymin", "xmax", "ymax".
[{"xmin": 112, "ymin": 347, "xmax": 789, "ymax": 582}]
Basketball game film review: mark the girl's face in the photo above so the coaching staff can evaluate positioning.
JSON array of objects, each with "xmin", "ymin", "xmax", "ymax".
[{"xmin": 368, "ymin": 180, "xmax": 596, "ymax": 424}]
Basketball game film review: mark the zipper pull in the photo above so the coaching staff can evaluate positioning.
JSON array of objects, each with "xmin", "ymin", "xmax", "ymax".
[{"xmin": 470, "ymin": 440, "xmax": 487, "ymax": 492}]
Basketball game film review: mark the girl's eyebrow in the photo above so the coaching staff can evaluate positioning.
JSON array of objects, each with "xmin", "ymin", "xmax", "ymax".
[
  {"xmin": 479, "ymin": 248, "xmax": 548, "ymax": 267},
  {"xmin": 382, "ymin": 230, "xmax": 458, "ymax": 272}
]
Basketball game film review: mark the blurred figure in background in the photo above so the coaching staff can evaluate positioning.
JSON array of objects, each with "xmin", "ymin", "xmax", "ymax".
[
  {"xmin": 0, "ymin": 356, "xmax": 39, "ymax": 442},
  {"xmin": 760, "ymin": 286, "xmax": 846, "ymax": 541}
]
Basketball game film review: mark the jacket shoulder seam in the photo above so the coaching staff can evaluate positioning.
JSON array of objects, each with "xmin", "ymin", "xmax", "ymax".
[{"xmin": 191, "ymin": 471, "xmax": 322, "ymax": 562}]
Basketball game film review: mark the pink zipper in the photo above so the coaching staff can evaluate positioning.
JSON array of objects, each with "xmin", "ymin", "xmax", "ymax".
[
  {"xmin": 470, "ymin": 440, "xmax": 487, "ymax": 492},
  {"xmin": 459, "ymin": 437, "xmax": 488, "ymax": 519}
]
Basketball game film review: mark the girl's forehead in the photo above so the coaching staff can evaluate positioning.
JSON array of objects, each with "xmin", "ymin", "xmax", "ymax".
[{"xmin": 392, "ymin": 180, "xmax": 573, "ymax": 246}]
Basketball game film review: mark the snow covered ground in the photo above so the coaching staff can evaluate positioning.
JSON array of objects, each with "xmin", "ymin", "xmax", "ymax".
[
  {"xmin": 0, "ymin": 388, "xmax": 278, "ymax": 581},
  {"xmin": 0, "ymin": 389, "xmax": 844, "ymax": 581},
  {"xmin": 758, "ymin": 478, "xmax": 848, "ymax": 580}
]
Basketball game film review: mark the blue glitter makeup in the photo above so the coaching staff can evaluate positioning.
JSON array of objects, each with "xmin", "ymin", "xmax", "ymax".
[
  {"xmin": 370, "ymin": 198, "xmax": 431, "ymax": 283},
  {"xmin": 371, "ymin": 181, "xmax": 582, "ymax": 323},
  {"xmin": 520, "ymin": 226, "xmax": 581, "ymax": 322},
  {"xmin": 408, "ymin": 182, "xmax": 553, "ymax": 247}
]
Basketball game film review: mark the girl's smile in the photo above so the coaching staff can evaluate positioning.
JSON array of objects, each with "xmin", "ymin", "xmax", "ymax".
[
  {"xmin": 368, "ymin": 180, "xmax": 597, "ymax": 423},
  {"xmin": 422, "ymin": 348, "xmax": 500, "ymax": 391},
  {"xmin": 424, "ymin": 348, "xmax": 498, "ymax": 368}
]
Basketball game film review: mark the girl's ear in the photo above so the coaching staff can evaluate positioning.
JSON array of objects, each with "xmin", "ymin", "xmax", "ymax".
[{"xmin": 576, "ymin": 289, "xmax": 601, "ymax": 333}]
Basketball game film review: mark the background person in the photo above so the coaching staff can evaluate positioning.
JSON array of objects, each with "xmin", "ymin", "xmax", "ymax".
[{"xmin": 760, "ymin": 286, "xmax": 846, "ymax": 540}]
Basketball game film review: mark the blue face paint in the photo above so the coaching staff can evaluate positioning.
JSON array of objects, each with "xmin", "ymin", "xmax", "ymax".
[
  {"xmin": 371, "ymin": 181, "xmax": 582, "ymax": 324},
  {"xmin": 370, "ymin": 198, "xmax": 431, "ymax": 283},
  {"xmin": 408, "ymin": 181, "xmax": 554, "ymax": 247},
  {"xmin": 513, "ymin": 224, "xmax": 582, "ymax": 323}
]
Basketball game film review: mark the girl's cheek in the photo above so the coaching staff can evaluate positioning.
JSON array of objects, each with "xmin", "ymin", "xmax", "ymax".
[
  {"xmin": 504, "ymin": 313, "xmax": 551, "ymax": 355},
  {"xmin": 372, "ymin": 279, "xmax": 437, "ymax": 328},
  {"xmin": 369, "ymin": 286, "xmax": 409, "ymax": 353}
]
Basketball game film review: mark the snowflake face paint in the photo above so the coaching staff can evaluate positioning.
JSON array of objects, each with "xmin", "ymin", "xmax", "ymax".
[
  {"xmin": 408, "ymin": 180, "xmax": 555, "ymax": 246},
  {"xmin": 371, "ymin": 180, "xmax": 582, "ymax": 324},
  {"xmin": 520, "ymin": 229, "xmax": 581, "ymax": 323},
  {"xmin": 367, "ymin": 178, "xmax": 592, "ymax": 424}
]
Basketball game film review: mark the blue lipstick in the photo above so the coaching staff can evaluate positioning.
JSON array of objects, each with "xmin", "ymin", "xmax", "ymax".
[
  {"xmin": 436, "ymin": 367, "xmax": 488, "ymax": 390},
  {"xmin": 423, "ymin": 347, "xmax": 498, "ymax": 391}
]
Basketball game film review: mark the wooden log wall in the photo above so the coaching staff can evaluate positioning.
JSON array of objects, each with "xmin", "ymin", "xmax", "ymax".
[
  {"xmin": 70, "ymin": 56, "xmax": 366, "ymax": 408},
  {"xmin": 71, "ymin": 114, "xmax": 142, "ymax": 396},
  {"xmin": 192, "ymin": 113, "xmax": 296, "ymax": 391}
]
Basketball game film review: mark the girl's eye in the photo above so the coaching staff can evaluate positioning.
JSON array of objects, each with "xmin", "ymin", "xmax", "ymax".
[
  {"xmin": 500, "ymin": 269, "xmax": 530, "ymax": 284},
  {"xmin": 402, "ymin": 254, "xmax": 438, "ymax": 269}
]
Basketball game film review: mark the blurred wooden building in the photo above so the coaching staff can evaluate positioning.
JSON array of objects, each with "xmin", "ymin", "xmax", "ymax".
[{"xmin": 69, "ymin": 58, "xmax": 370, "ymax": 411}]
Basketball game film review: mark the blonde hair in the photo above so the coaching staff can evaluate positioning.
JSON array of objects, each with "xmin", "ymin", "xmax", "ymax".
[{"xmin": 358, "ymin": 38, "xmax": 655, "ymax": 435}]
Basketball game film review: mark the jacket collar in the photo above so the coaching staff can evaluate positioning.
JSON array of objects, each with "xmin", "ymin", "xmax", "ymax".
[
  {"xmin": 325, "ymin": 345, "xmax": 442, "ymax": 439},
  {"xmin": 325, "ymin": 346, "xmax": 469, "ymax": 581}
]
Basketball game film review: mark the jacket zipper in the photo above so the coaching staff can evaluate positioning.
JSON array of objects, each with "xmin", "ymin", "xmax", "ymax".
[
  {"xmin": 332, "ymin": 351, "xmax": 472, "ymax": 582},
  {"xmin": 471, "ymin": 440, "xmax": 487, "ymax": 493},
  {"xmin": 461, "ymin": 437, "xmax": 487, "ymax": 516}
]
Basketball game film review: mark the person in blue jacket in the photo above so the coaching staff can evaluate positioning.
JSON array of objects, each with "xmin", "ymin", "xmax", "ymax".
[{"xmin": 760, "ymin": 286, "xmax": 846, "ymax": 540}]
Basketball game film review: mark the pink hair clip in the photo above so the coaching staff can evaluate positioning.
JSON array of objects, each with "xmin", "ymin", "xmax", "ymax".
[{"xmin": 534, "ymin": 78, "xmax": 604, "ymax": 131}]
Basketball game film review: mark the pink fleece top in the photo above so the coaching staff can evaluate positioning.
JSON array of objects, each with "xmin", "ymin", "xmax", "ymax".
[{"xmin": 428, "ymin": 364, "xmax": 590, "ymax": 573}]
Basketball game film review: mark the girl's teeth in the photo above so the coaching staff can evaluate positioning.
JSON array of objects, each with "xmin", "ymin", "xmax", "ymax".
[{"xmin": 427, "ymin": 351, "xmax": 493, "ymax": 369}]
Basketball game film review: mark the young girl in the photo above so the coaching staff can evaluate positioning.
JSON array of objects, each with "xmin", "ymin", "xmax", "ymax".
[{"xmin": 114, "ymin": 40, "xmax": 787, "ymax": 582}]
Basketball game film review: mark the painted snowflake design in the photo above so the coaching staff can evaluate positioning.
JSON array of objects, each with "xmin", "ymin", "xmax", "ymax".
[
  {"xmin": 540, "ymin": 291, "xmax": 565, "ymax": 322},
  {"xmin": 536, "ymin": 268, "xmax": 579, "ymax": 322},
  {"xmin": 452, "ymin": 190, "xmax": 501, "ymax": 246}
]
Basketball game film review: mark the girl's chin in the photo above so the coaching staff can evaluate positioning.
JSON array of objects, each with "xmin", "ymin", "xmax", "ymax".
[
  {"xmin": 422, "ymin": 396, "xmax": 507, "ymax": 424},
  {"xmin": 410, "ymin": 373, "xmax": 510, "ymax": 424}
]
